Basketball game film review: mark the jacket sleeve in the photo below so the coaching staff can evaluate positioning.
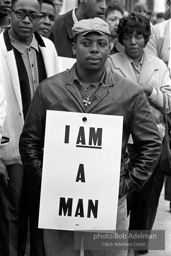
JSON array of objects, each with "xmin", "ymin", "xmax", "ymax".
[
  {"xmin": 148, "ymin": 61, "xmax": 171, "ymax": 113},
  {"xmin": 119, "ymin": 90, "xmax": 162, "ymax": 198},
  {"xmin": 145, "ymin": 25, "xmax": 159, "ymax": 57},
  {"xmin": 19, "ymin": 85, "xmax": 46, "ymax": 189}
]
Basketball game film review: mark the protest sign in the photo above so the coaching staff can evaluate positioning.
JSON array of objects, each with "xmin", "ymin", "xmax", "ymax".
[{"xmin": 39, "ymin": 111, "xmax": 123, "ymax": 231}]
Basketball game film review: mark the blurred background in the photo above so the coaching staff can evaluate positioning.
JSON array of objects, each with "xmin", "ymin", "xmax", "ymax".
[{"xmin": 60, "ymin": 0, "xmax": 170, "ymax": 25}]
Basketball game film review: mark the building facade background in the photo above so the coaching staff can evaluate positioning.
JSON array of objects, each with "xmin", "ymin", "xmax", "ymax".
[
  {"xmin": 122, "ymin": 0, "xmax": 168, "ymax": 13},
  {"xmin": 60, "ymin": 0, "xmax": 169, "ymax": 17}
]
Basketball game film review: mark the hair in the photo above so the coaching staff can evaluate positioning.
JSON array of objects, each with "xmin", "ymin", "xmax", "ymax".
[
  {"xmin": 105, "ymin": 1, "xmax": 124, "ymax": 19},
  {"xmin": 42, "ymin": 0, "xmax": 55, "ymax": 9},
  {"xmin": 11, "ymin": 0, "xmax": 42, "ymax": 8},
  {"xmin": 117, "ymin": 13, "xmax": 151, "ymax": 46},
  {"xmin": 156, "ymin": 12, "xmax": 164, "ymax": 19},
  {"xmin": 164, "ymin": 8, "xmax": 171, "ymax": 20}
]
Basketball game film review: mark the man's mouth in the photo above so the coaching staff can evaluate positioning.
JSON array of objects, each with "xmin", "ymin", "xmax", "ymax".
[{"xmin": 97, "ymin": 12, "xmax": 105, "ymax": 18}]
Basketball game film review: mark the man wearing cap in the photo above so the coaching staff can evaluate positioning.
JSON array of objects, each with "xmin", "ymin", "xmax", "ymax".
[
  {"xmin": 51, "ymin": 0, "xmax": 109, "ymax": 58},
  {"xmin": 19, "ymin": 18, "xmax": 162, "ymax": 255}
]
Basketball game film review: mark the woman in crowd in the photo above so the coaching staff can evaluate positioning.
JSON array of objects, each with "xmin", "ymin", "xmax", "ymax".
[{"xmin": 106, "ymin": 13, "xmax": 171, "ymax": 256}]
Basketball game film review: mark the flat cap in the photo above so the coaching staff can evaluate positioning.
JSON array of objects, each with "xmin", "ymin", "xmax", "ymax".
[{"xmin": 72, "ymin": 18, "xmax": 110, "ymax": 37}]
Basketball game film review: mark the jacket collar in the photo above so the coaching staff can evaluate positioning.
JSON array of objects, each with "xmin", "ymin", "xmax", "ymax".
[
  {"xmin": 3, "ymin": 28, "xmax": 45, "ymax": 52},
  {"xmin": 64, "ymin": 10, "xmax": 75, "ymax": 39},
  {"xmin": 65, "ymin": 63, "xmax": 118, "ymax": 88},
  {"xmin": 9, "ymin": 33, "xmax": 39, "ymax": 53},
  {"xmin": 109, "ymin": 50, "xmax": 159, "ymax": 83}
]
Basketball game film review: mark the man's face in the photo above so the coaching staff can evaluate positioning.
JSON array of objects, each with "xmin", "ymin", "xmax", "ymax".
[
  {"xmin": 9, "ymin": 0, "xmax": 41, "ymax": 45},
  {"xmin": 122, "ymin": 31, "xmax": 145, "ymax": 60},
  {"xmin": 53, "ymin": 0, "xmax": 63, "ymax": 16},
  {"xmin": 0, "ymin": 0, "xmax": 11, "ymax": 17},
  {"xmin": 37, "ymin": 3, "xmax": 55, "ymax": 38},
  {"xmin": 83, "ymin": 0, "xmax": 109, "ymax": 19},
  {"xmin": 105, "ymin": 10, "xmax": 123, "ymax": 38},
  {"xmin": 73, "ymin": 32, "xmax": 110, "ymax": 73},
  {"xmin": 134, "ymin": 7, "xmax": 147, "ymax": 18}
]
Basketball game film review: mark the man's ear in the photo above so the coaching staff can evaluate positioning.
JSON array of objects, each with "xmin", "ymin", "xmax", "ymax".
[{"xmin": 72, "ymin": 42, "xmax": 76, "ymax": 57}]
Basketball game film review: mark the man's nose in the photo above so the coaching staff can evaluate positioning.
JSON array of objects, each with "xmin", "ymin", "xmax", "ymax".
[
  {"xmin": 90, "ymin": 42, "xmax": 99, "ymax": 52},
  {"xmin": 100, "ymin": 0, "xmax": 107, "ymax": 11},
  {"xmin": 23, "ymin": 15, "xmax": 31, "ymax": 23},
  {"xmin": 43, "ymin": 16, "xmax": 50, "ymax": 25}
]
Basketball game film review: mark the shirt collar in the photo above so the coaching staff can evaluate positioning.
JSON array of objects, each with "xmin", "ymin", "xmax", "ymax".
[
  {"xmin": 9, "ymin": 33, "xmax": 39, "ymax": 53},
  {"xmin": 0, "ymin": 24, "xmax": 10, "ymax": 33},
  {"xmin": 66, "ymin": 64, "xmax": 120, "ymax": 89},
  {"xmin": 72, "ymin": 65, "xmax": 106, "ymax": 87},
  {"xmin": 72, "ymin": 8, "xmax": 78, "ymax": 24},
  {"xmin": 128, "ymin": 53, "xmax": 144, "ymax": 66}
]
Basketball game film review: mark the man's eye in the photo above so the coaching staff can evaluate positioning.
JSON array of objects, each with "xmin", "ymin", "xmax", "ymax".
[
  {"xmin": 99, "ymin": 42, "xmax": 107, "ymax": 47},
  {"xmin": 110, "ymin": 18, "xmax": 117, "ymax": 22},
  {"xmin": 97, "ymin": 0, "xmax": 110, "ymax": 3},
  {"xmin": 105, "ymin": 0, "xmax": 111, "ymax": 4},
  {"xmin": 16, "ymin": 10, "xmax": 25, "ymax": 18},
  {"xmin": 30, "ymin": 13, "xmax": 37, "ymax": 19},
  {"xmin": 49, "ymin": 15, "xmax": 55, "ymax": 21},
  {"xmin": 83, "ymin": 42, "xmax": 90, "ymax": 46}
]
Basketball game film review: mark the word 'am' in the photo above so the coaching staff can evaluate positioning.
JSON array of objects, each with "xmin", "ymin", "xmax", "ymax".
[{"xmin": 64, "ymin": 125, "xmax": 103, "ymax": 149}]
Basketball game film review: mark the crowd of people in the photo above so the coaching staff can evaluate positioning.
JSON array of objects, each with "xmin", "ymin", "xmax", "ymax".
[{"xmin": 0, "ymin": 0, "xmax": 170, "ymax": 256}]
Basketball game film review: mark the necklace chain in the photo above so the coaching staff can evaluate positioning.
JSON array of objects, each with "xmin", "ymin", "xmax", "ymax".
[{"xmin": 79, "ymin": 85, "xmax": 98, "ymax": 107}]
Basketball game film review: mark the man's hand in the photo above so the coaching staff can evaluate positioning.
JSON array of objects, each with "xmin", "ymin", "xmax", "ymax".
[
  {"xmin": 139, "ymin": 83, "xmax": 153, "ymax": 97},
  {"xmin": 0, "ymin": 159, "xmax": 8, "ymax": 187}
]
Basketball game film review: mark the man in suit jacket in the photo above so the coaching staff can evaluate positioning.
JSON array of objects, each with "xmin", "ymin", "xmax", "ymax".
[
  {"xmin": 145, "ymin": 0, "xmax": 171, "ymax": 76},
  {"xmin": 0, "ymin": 0, "xmax": 59, "ymax": 255},
  {"xmin": 145, "ymin": 18, "xmax": 171, "ymax": 76},
  {"xmin": 145, "ymin": 0, "xmax": 171, "ymax": 220},
  {"xmin": 52, "ymin": 0, "xmax": 109, "ymax": 58}
]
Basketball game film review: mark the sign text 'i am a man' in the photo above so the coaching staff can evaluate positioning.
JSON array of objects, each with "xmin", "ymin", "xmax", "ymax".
[{"xmin": 58, "ymin": 125, "xmax": 103, "ymax": 219}]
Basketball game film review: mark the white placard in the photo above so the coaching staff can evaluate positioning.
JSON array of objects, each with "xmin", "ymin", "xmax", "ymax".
[
  {"xmin": 58, "ymin": 56, "xmax": 76, "ymax": 72},
  {"xmin": 39, "ymin": 111, "xmax": 123, "ymax": 231}
]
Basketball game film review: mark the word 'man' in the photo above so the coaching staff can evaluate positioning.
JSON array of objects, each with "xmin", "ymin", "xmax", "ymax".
[{"xmin": 59, "ymin": 197, "xmax": 98, "ymax": 218}]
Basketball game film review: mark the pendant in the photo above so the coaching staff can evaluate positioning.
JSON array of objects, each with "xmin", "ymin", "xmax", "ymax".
[{"xmin": 83, "ymin": 98, "xmax": 91, "ymax": 107}]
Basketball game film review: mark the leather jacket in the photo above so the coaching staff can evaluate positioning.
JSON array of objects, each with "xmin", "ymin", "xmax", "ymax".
[{"xmin": 19, "ymin": 65, "xmax": 162, "ymax": 198}]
